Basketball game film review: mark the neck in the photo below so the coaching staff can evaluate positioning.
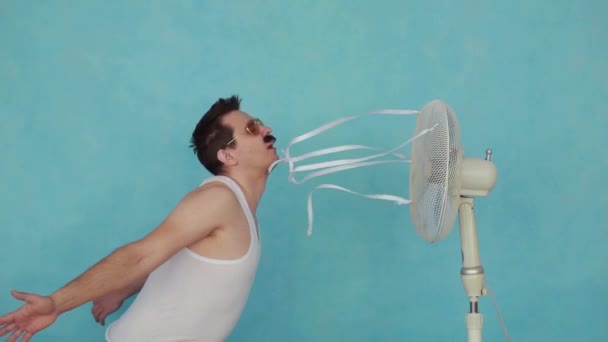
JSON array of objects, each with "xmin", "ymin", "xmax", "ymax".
[{"xmin": 221, "ymin": 169, "xmax": 269, "ymax": 213}]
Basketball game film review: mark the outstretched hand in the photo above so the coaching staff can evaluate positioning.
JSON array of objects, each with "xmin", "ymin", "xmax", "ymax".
[{"xmin": 0, "ymin": 290, "xmax": 58, "ymax": 342}]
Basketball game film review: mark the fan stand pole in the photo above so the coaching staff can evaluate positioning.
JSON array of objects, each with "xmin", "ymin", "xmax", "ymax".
[{"xmin": 458, "ymin": 197, "xmax": 487, "ymax": 342}]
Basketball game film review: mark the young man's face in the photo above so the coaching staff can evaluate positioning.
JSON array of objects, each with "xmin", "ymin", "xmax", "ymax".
[{"xmin": 220, "ymin": 111, "xmax": 278, "ymax": 172}]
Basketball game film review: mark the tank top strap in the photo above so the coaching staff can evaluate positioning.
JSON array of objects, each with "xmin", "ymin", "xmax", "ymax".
[{"xmin": 199, "ymin": 176, "xmax": 260, "ymax": 242}]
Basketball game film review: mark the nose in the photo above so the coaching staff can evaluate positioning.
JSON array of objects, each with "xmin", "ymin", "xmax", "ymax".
[{"xmin": 261, "ymin": 124, "xmax": 272, "ymax": 135}]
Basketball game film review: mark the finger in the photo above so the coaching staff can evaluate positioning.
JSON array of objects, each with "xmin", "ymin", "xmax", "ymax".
[
  {"xmin": 99, "ymin": 312, "xmax": 108, "ymax": 326},
  {"xmin": 0, "ymin": 323, "xmax": 16, "ymax": 336},
  {"xmin": 21, "ymin": 331, "xmax": 34, "ymax": 342},
  {"xmin": 97, "ymin": 310, "xmax": 108, "ymax": 326},
  {"xmin": 93, "ymin": 305, "xmax": 104, "ymax": 319},
  {"xmin": 11, "ymin": 290, "xmax": 27, "ymax": 299},
  {"xmin": 7, "ymin": 328, "xmax": 23, "ymax": 342},
  {"xmin": 10, "ymin": 290, "xmax": 32, "ymax": 303},
  {"xmin": 0, "ymin": 312, "xmax": 15, "ymax": 325}
]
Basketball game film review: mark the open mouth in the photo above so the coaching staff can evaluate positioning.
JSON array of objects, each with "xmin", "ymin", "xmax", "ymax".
[{"xmin": 264, "ymin": 134, "xmax": 276, "ymax": 149}]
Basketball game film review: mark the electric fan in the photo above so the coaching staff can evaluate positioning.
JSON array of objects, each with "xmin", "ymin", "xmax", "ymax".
[{"xmin": 409, "ymin": 99, "xmax": 497, "ymax": 342}]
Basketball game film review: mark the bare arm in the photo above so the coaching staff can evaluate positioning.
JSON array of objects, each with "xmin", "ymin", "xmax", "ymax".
[
  {"xmin": 96, "ymin": 265, "xmax": 149, "ymax": 302},
  {"xmin": 94, "ymin": 271, "xmax": 148, "ymax": 304},
  {"xmin": 1, "ymin": 184, "xmax": 236, "ymax": 340},
  {"xmin": 119, "ymin": 274, "xmax": 147, "ymax": 298},
  {"xmin": 49, "ymin": 184, "xmax": 234, "ymax": 315}
]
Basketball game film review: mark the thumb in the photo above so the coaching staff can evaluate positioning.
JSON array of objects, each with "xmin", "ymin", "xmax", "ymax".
[{"xmin": 11, "ymin": 290, "xmax": 33, "ymax": 302}]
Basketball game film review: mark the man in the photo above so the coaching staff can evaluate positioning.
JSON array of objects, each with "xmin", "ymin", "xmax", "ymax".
[{"xmin": 0, "ymin": 95, "xmax": 279, "ymax": 342}]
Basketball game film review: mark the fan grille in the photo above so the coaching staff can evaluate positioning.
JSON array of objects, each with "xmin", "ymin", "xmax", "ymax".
[{"xmin": 409, "ymin": 100, "xmax": 463, "ymax": 243}]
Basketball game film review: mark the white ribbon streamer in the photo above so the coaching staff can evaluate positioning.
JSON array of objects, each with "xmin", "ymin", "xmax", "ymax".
[
  {"xmin": 269, "ymin": 108, "xmax": 434, "ymax": 236},
  {"xmin": 306, "ymin": 184, "xmax": 412, "ymax": 236}
]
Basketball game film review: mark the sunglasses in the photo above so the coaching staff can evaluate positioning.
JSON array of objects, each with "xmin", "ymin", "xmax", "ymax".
[{"xmin": 225, "ymin": 118, "xmax": 264, "ymax": 146}]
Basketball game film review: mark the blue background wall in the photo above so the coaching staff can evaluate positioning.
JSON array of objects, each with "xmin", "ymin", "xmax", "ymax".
[{"xmin": 1, "ymin": 1, "xmax": 606, "ymax": 341}]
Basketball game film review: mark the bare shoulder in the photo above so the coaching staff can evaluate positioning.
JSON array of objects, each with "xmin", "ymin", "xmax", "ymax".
[
  {"xmin": 183, "ymin": 181, "xmax": 238, "ymax": 209},
  {"xmin": 166, "ymin": 180, "xmax": 241, "ymax": 227},
  {"xmin": 133, "ymin": 181, "xmax": 239, "ymax": 262}
]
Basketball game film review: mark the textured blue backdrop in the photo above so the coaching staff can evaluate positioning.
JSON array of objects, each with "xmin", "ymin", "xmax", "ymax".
[{"xmin": 1, "ymin": 1, "xmax": 606, "ymax": 341}]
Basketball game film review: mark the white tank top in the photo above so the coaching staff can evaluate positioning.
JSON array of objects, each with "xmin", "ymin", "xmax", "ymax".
[{"xmin": 106, "ymin": 176, "xmax": 261, "ymax": 342}]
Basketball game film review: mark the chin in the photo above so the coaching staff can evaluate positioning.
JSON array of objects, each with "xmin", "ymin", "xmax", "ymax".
[
  {"xmin": 262, "ymin": 153, "xmax": 279, "ymax": 172},
  {"xmin": 268, "ymin": 147, "xmax": 279, "ymax": 159}
]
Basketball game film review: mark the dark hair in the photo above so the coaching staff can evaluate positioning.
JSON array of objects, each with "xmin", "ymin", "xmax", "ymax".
[{"xmin": 190, "ymin": 95, "xmax": 241, "ymax": 175}]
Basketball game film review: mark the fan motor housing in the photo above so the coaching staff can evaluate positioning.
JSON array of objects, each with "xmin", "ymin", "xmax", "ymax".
[{"xmin": 460, "ymin": 157, "xmax": 497, "ymax": 197}]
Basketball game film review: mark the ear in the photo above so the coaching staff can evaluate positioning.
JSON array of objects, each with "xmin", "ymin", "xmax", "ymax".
[{"xmin": 217, "ymin": 148, "xmax": 238, "ymax": 166}]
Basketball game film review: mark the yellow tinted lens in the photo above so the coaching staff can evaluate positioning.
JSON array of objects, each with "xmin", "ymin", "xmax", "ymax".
[{"xmin": 246, "ymin": 119, "xmax": 262, "ymax": 135}]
